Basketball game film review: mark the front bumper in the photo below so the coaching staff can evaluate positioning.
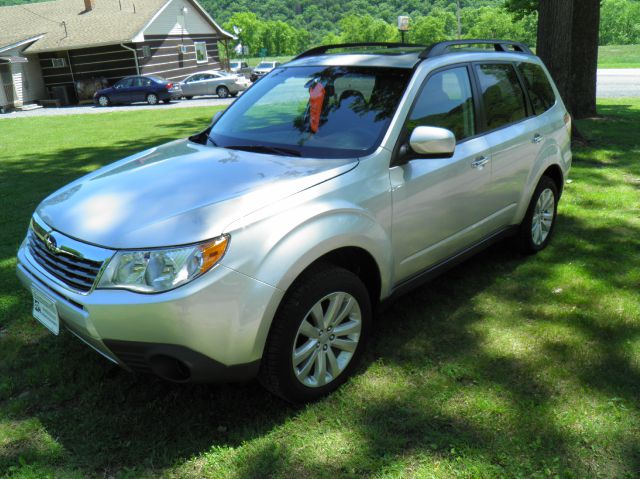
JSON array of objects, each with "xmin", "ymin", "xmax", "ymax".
[{"xmin": 16, "ymin": 241, "xmax": 284, "ymax": 382}]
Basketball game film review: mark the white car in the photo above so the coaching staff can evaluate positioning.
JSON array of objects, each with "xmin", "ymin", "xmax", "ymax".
[{"xmin": 178, "ymin": 70, "xmax": 250, "ymax": 99}]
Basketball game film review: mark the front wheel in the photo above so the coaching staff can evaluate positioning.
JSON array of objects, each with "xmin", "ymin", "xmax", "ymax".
[
  {"xmin": 216, "ymin": 86, "xmax": 229, "ymax": 98},
  {"xmin": 517, "ymin": 175, "xmax": 559, "ymax": 254},
  {"xmin": 97, "ymin": 95, "xmax": 110, "ymax": 107},
  {"xmin": 259, "ymin": 265, "xmax": 371, "ymax": 403},
  {"xmin": 146, "ymin": 93, "xmax": 159, "ymax": 105}
]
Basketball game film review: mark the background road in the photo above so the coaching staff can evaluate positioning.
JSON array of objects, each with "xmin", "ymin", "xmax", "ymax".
[
  {"xmin": 1, "ymin": 69, "xmax": 638, "ymax": 119},
  {"xmin": 0, "ymin": 96, "xmax": 235, "ymax": 119},
  {"xmin": 597, "ymin": 69, "xmax": 640, "ymax": 98}
]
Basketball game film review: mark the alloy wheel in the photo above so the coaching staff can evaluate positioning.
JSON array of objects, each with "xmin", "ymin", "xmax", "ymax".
[
  {"xmin": 531, "ymin": 188, "xmax": 555, "ymax": 246},
  {"xmin": 292, "ymin": 292, "xmax": 362, "ymax": 388}
]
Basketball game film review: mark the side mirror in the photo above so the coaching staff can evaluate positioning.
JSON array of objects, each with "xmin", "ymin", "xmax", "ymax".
[
  {"xmin": 211, "ymin": 111, "xmax": 223, "ymax": 124},
  {"xmin": 409, "ymin": 126, "xmax": 456, "ymax": 157}
]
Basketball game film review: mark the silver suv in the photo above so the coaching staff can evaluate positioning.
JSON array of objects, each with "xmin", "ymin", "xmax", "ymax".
[{"xmin": 17, "ymin": 40, "xmax": 571, "ymax": 403}]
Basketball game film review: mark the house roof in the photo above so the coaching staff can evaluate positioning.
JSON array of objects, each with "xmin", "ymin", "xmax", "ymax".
[{"xmin": 0, "ymin": 0, "xmax": 234, "ymax": 54}]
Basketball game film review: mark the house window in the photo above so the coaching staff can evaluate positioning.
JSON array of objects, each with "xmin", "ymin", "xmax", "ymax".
[
  {"xmin": 194, "ymin": 42, "xmax": 208, "ymax": 63},
  {"xmin": 142, "ymin": 45, "xmax": 151, "ymax": 58},
  {"xmin": 179, "ymin": 44, "xmax": 188, "ymax": 54},
  {"xmin": 52, "ymin": 57, "xmax": 66, "ymax": 68}
]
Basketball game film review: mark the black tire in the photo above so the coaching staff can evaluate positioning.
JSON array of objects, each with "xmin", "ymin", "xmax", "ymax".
[
  {"xmin": 517, "ymin": 175, "xmax": 559, "ymax": 254},
  {"xmin": 162, "ymin": 99, "xmax": 171, "ymax": 104},
  {"xmin": 216, "ymin": 86, "xmax": 230, "ymax": 98},
  {"xmin": 97, "ymin": 95, "xmax": 110, "ymax": 107},
  {"xmin": 146, "ymin": 93, "xmax": 159, "ymax": 105},
  {"xmin": 259, "ymin": 264, "xmax": 371, "ymax": 404},
  {"xmin": 184, "ymin": 96, "xmax": 193, "ymax": 100},
  {"xmin": 230, "ymin": 92, "xmax": 238, "ymax": 97}
]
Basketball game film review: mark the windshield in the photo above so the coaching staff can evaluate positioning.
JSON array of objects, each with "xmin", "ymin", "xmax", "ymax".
[
  {"xmin": 209, "ymin": 66, "xmax": 411, "ymax": 158},
  {"xmin": 230, "ymin": 62, "xmax": 239, "ymax": 68},
  {"xmin": 257, "ymin": 62, "xmax": 274, "ymax": 69}
]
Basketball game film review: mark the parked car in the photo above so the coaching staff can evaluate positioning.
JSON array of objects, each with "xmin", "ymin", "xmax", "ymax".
[
  {"xmin": 178, "ymin": 70, "xmax": 250, "ymax": 99},
  {"xmin": 94, "ymin": 75, "xmax": 182, "ymax": 106},
  {"xmin": 17, "ymin": 40, "xmax": 571, "ymax": 404},
  {"xmin": 250, "ymin": 60, "xmax": 282, "ymax": 82},
  {"xmin": 228, "ymin": 60, "xmax": 252, "ymax": 78}
]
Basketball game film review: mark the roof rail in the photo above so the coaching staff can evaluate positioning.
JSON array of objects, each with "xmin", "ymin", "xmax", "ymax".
[
  {"xmin": 293, "ymin": 42, "xmax": 426, "ymax": 60},
  {"xmin": 419, "ymin": 39, "xmax": 533, "ymax": 59}
]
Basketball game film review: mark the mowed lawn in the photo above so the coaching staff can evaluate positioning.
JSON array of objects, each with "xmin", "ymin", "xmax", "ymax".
[
  {"xmin": 599, "ymin": 45, "xmax": 640, "ymax": 68},
  {"xmin": 1, "ymin": 100, "xmax": 639, "ymax": 479}
]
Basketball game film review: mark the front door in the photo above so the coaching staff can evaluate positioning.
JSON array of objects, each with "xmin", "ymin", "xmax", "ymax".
[
  {"xmin": 111, "ymin": 77, "xmax": 135, "ymax": 102},
  {"xmin": 391, "ymin": 65, "xmax": 495, "ymax": 282},
  {"xmin": 0, "ymin": 64, "xmax": 15, "ymax": 107}
]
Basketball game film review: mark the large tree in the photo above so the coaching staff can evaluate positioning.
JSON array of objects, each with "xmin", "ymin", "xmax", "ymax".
[{"xmin": 506, "ymin": 0, "xmax": 601, "ymax": 119}]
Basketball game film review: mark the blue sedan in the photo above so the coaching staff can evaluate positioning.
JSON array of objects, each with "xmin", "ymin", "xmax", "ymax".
[{"xmin": 94, "ymin": 75, "xmax": 183, "ymax": 106}]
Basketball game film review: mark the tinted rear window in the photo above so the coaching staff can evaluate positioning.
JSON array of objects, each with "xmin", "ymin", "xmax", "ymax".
[
  {"xmin": 517, "ymin": 62, "xmax": 556, "ymax": 115},
  {"xmin": 475, "ymin": 64, "xmax": 527, "ymax": 131}
]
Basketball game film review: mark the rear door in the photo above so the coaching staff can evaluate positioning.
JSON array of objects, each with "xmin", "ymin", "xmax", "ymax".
[
  {"xmin": 391, "ymin": 65, "xmax": 496, "ymax": 281},
  {"xmin": 472, "ymin": 62, "xmax": 543, "ymax": 224}
]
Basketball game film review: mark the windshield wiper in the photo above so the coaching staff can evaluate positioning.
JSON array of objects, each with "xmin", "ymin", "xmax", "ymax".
[{"xmin": 225, "ymin": 145, "xmax": 301, "ymax": 157}]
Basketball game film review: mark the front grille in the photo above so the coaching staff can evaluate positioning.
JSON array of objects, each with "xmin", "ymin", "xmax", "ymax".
[{"xmin": 27, "ymin": 231, "xmax": 103, "ymax": 293}]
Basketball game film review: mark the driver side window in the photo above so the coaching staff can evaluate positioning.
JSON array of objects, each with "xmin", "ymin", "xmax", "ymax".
[
  {"xmin": 407, "ymin": 66, "xmax": 475, "ymax": 142},
  {"xmin": 115, "ymin": 78, "xmax": 133, "ymax": 88}
]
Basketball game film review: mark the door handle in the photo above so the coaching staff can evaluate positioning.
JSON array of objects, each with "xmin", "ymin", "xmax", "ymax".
[
  {"xmin": 471, "ymin": 156, "xmax": 490, "ymax": 169},
  {"xmin": 532, "ymin": 134, "xmax": 543, "ymax": 144}
]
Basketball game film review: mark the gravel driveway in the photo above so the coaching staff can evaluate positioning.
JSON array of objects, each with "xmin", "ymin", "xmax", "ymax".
[{"xmin": 0, "ymin": 96, "xmax": 236, "ymax": 119}]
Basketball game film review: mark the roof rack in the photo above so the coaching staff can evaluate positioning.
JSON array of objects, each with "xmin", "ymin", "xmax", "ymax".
[
  {"xmin": 292, "ymin": 39, "xmax": 533, "ymax": 62},
  {"xmin": 293, "ymin": 42, "xmax": 426, "ymax": 60},
  {"xmin": 419, "ymin": 39, "xmax": 533, "ymax": 58}
]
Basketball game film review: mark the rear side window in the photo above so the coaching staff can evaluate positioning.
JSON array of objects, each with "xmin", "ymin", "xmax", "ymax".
[
  {"xmin": 475, "ymin": 64, "xmax": 527, "ymax": 131},
  {"xmin": 517, "ymin": 62, "xmax": 556, "ymax": 115},
  {"xmin": 407, "ymin": 66, "xmax": 475, "ymax": 141}
]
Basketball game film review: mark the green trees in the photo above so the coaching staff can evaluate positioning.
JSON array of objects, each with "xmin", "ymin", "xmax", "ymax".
[
  {"xmin": 222, "ymin": 12, "xmax": 309, "ymax": 56},
  {"xmin": 600, "ymin": 0, "xmax": 640, "ymax": 45}
]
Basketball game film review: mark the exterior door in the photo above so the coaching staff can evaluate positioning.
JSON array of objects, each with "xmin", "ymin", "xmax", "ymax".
[
  {"xmin": 111, "ymin": 77, "xmax": 134, "ymax": 102},
  {"xmin": 391, "ymin": 65, "xmax": 495, "ymax": 282},
  {"xmin": 0, "ymin": 64, "xmax": 15, "ymax": 107},
  {"xmin": 472, "ymin": 62, "xmax": 542, "ymax": 223}
]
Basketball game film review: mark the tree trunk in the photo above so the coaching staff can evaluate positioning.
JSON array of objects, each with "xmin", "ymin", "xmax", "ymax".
[
  {"xmin": 536, "ymin": 0, "xmax": 575, "ymax": 111},
  {"xmin": 570, "ymin": 0, "xmax": 600, "ymax": 118}
]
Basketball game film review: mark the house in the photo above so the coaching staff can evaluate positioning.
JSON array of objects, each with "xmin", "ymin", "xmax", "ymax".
[{"xmin": 0, "ymin": 0, "xmax": 234, "ymax": 111}]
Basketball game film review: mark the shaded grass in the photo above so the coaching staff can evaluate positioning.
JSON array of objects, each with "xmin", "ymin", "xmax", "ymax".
[{"xmin": 0, "ymin": 100, "xmax": 639, "ymax": 478}]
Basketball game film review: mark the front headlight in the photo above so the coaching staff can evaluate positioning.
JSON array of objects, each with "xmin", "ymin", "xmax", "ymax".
[{"xmin": 97, "ymin": 235, "xmax": 229, "ymax": 293}]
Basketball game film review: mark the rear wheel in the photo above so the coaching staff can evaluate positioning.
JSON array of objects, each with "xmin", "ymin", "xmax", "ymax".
[
  {"xmin": 259, "ymin": 265, "xmax": 371, "ymax": 403},
  {"xmin": 216, "ymin": 86, "xmax": 230, "ymax": 99},
  {"xmin": 97, "ymin": 95, "xmax": 110, "ymax": 107},
  {"xmin": 517, "ymin": 176, "xmax": 558, "ymax": 254},
  {"xmin": 146, "ymin": 93, "xmax": 159, "ymax": 105}
]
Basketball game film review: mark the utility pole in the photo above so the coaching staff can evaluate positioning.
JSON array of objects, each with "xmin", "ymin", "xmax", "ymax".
[{"xmin": 456, "ymin": 0, "xmax": 462, "ymax": 39}]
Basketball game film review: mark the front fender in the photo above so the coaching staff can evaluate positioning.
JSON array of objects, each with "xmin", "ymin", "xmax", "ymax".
[
  {"xmin": 221, "ymin": 198, "xmax": 393, "ymax": 360},
  {"xmin": 223, "ymin": 201, "xmax": 393, "ymax": 297}
]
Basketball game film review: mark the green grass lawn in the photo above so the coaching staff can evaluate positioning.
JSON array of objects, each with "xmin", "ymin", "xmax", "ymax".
[
  {"xmin": 1, "ymin": 100, "xmax": 639, "ymax": 478},
  {"xmin": 599, "ymin": 45, "xmax": 640, "ymax": 68}
]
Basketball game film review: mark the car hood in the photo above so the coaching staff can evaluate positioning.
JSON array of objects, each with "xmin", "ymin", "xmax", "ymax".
[{"xmin": 36, "ymin": 139, "xmax": 357, "ymax": 249}]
